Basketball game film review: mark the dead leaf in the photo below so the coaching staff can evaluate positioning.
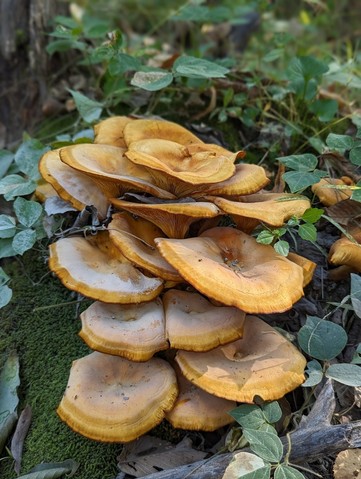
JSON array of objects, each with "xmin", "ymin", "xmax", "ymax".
[
  {"xmin": 118, "ymin": 435, "xmax": 207, "ymax": 477},
  {"xmin": 325, "ymin": 199, "xmax": 361, "ymax": 227},
  {"xmin": 334, "ymin": 449, "xmax": 361, "ymax": 479},
  {"xmin": 11, "ymin": 404, "xmax": 32, "ymax": 474},
  {"xmin": 222, "ymin": 452, "xmax": 268, "ymax": 479}
]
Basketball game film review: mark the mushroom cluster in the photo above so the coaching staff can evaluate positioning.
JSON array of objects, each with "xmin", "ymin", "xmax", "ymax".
[{"xmin": 39, "ymin": 116, "xmax": 312, "ymax": 442}]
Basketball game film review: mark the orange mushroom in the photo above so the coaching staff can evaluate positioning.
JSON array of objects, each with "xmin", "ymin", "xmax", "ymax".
[
  {"xmin": 312, "ymin": 177, "xmax": 354, "ymax": 206},
  {"xmin": 93, "ymin": 116, "xmax": 134, "ymax": 147}
]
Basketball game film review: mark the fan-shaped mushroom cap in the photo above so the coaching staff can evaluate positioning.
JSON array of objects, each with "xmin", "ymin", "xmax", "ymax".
[
  {"xmin": 111, "ymin": 198, "xmax": 220, "ymax": 239},
  {"xmin": 79, "ymin": 299, "xmax": 168, "ymax": 361},
  {"xmin": 123, "ymin": 118, "xmax": 203, "ymax": 146},
  {"xmin": 328, "ymin": 234, "xmax": 361, "ymax": 272},
  {"xmin": 60, "ymin": 143, "xmax": 175, "ymax": 199},
  {"xmin": 57, "ymin": 352, "xmax": 178, "ymax": 442},
  {"xmin": 193, "ymin": 164, "xmax": 269, "ymax": 198},
  {"xmin": 39, "ymin": 149, "xmax": 109, "ymax": 219},
  {"xmin": 165, "ymin": 364, "xmax": 236, "ymax": 431},
  {"xmin": 206, "ymin": 193, "xmax": 311, "ymax": 227},
  {"xmin": 287, "ymin": 252, "xmax": 316, "ymax": 287},
  {"xmin": 34, "ymin": 180, "xmax": 58, "ymax": 202},
  {"xmin": 311, "ymin": 177, "xmax": 353, "ymax": 206},
  {"xmin": 175, "ymin": 316, "xmax": 306, "ymax": 403},
  {"xmin": 156, "ymin": 227, "xmax": 304, "ymax": 314},
  {"xmin": 94, "ymin": 116, "xmax": 134, "ymax": 147},
  {"xmin": 49, "ymin": 234, "xmax": 163, "ymax": 303},
  {"xmin": 164, "ymin": 290, "xmax": 245, "ymax": 351},
  {"xmin": 108, "ymin": 213, "xmax": 183, "ymax": 281}
]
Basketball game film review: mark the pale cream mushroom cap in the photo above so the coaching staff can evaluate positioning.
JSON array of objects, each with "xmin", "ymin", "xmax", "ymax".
[
  {"xmin": 94, "ymin": 116, "xmax": 134, "ymax": 147},
  {"xmin": 57, "ymin": 352, "xmax": 178, "ymax": 442},
  {"xmin": 175, "ymin": 316, "xmax": 306, "ymax": 403}
]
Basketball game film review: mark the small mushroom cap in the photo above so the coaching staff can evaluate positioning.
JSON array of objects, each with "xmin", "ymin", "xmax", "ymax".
[
  {"xmin": 165, "ymin": 364, "xmax": 236, "ymax": 431},
  {"xmin": 57, "ymin": 352, "xmax": 178, "ymax": 442},
  {"xmin": 175, "ymin": 316, "xmax": 306, "ymax": 403},
  {"xmin": 94, "ymin": 116, "xmax": 134, "ymax": 147},
  {"xmin": 312, "ymin": 177, "xmax": 353, "ymax": 206},
  {"xmin": 123, "ymin": 118, "xmax": 204, "ymax": 146},
  {"xmin": 156, "ymin": 227, "xmax": 304, "ymax": 314},
  {"xmin": 206, "ymin": 193, "xmax": 311, "ymax": 227},
  {"xmin": 108, "ymin": 213, "xmax": 182, "ymax": 281},
  {"xmin": 287, "ymin": 252, "xmax": 316, "ymax": 287},
  {"xmin": 164, "ymin": 290, "xmax": 246, "ymax": 351},
  {"xmin": 39, "ymin": 149, "xmax": 109, "ymax": 219},
  {"xmin": 60, "ymin": 143, "xmax": 175, "ymax": 199},
  {"xmin": 111, "ymin": 198, "xmax": 220, "ymax": 239},
  {"xmin": 49, "ymin": 235, "xmax": 163, "ymax": 303},
  {"xmin": 328, "ymin": 234, "xmax": 361, "ymax": 272},
  {"xmin": 79, "ymin": 299, "xmax": 168, "ymax": 361}
]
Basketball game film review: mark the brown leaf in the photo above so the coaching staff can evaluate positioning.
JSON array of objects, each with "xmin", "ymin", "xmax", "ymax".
[
  {"xmin": 10, "ymin": 404, "xmax": 32, "ymax": 475},
  {"xmin": 334, "ymin": 449, "xmax": 361, "ymax": 479}
]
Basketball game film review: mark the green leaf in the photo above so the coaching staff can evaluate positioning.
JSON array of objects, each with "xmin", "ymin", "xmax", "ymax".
[
  {"xmin": 173, "ymin": 56, "xmax": 229, "ymax": 79},
  {"xmin": 68, "ymin": 89, "xmax": 103, "ymax": 123},
  {"xmin": 0, "ymin": 150, "xmax": 14, "ymax": 179},
  {"xmin": 14, "ymin": 197, "xmax": 43, "ymax": 227},
  {"xmin": 302, "ymin": 359, "xmax": 323, "ymax": 387},
  {"xmin": 46, "ymin": 39, "xmax": 87, "ymax": 55},
  {"xmin": 350, "ymin": 274, "xmax": 361, "ymax": 319},
  {"xmin": 326, "ymin": 133, "xmax": 354, "ymax": 150},
  {"xmin": 17, "ymin": 459, "xmax": 79, "ymax": 479},
  {"xmin": 263, "ymin": 48, "xmax": 284, "ymax": 62},
  {"xmin": 262, "ymin": 402, "xmax": 282, "ymax": 424},
  {"xmin": 274, "ymin": 240, "xmax": 289, "ymax": 256},
  {"xmin": 0, "ymin": 267, "xmax": 10, "ymax": 286},
  {"xmin": 131, "ymin": 70, "xmax": 174, "ymax": 91},
  {"xmin": 14, "ymin": 138, "xmax": 50, "ymax": 181},
  {"xmin": 277, "ymin": 154, "xmax": 318, "ymax": 171},
  {"xmin": 282, "ymin": 171, "xmax": 320, "ymax": 193},
  {"xmin": 287, "ymin": 56, "xmax": 329, "ymax": 82},
  {"xmin": 0, "ymin": 238, "xmax": 16, "ymax": 259},
  {"xmin": 325, "ymin": 363, "xmax": 361, "ymax": 386},
  {"xmin": 12, "ymin": 229, "xmax": 37, "ymax": 255},
  {"xmin": 0, "ymin": 285, "xmax": 12, "ymax": 308},
  {"xmin": 243, "ymin": 429, "xmax": 283, "ymax": 463},
  {"xmin": 298, "ymin": 223, "xmax": 317, "ymax": 242},
  {"xmin": 350, "ymin": 146, "xmax": 361, "ymax": 166},
  {"xmin": 222, "ymin": 452, "xmax": 269, "ymax": 479},
  {"xmin": 301, "ymin": 208, "xmax": 324, "ymax": 224},
  {"xmin": 229, "ymin": 404, "xmax": 266, "ymax": 429},
  {"xmin": 0, "ymin": 352, "xmax": 20, "ymax": 453},
  {"xmin": 351, "ymin": 344, "xmax": 361, "ymax": 364},
  {"xmin": 274, "ymin": 464, "xmax": 305, "ymax": 479},
  {"xmin": 108, "ymin": 53, "xmax": 142, "ymax": 75},
  {"xmin": 256, "ymin": 230, "xmax": 275, "ymax": 245},
  {"xmin": 308, "ymin": 99, "xmax": 338, "ymax": 122},
  {"xmin": 0, "ymin": 174, "xmax": 37, "ymax": 201},
  {"xmin": 0, "ymin": 215, "xmax": 16, "ymax": 238},
  {"xmin": 298, "ymin": 316, "xmax": 348, "ymax": 360}
]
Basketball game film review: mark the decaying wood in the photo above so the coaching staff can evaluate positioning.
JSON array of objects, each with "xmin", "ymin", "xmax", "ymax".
[{"xmin": 141, "ymin": 381, "xmax": 361, "ymax": 479}]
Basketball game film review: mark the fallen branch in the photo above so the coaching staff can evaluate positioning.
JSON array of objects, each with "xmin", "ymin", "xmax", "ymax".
[{"xmin": 141, "ymin": 381, "xmax": 361, "ymax": 479}]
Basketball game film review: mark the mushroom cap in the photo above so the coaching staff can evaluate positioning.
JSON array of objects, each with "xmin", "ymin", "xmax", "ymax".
[
  {"xmin": 164, "ymin": 290, "xmax": 245, "ymax": 351},
  {"xmin": 328, "ymin": 235, "xmax": 361, "ymax": 272},
  {"xmin": 49, "ymin": 235, "xmax": 163, "ymax": 303},
  {"xmin": 175, "ymin": 315, "xmax": 306, "ymax": 403},
  {"xmin": 108, "ymin": 213, "xmax": 183, "ymax": 281},
  {"xmin": 93, "ymin": 116, "xmax": 134, "ymax": 147},
  {"xmin": 206, "ymin": 193, "xmax": 311, "ymax": 227},
  {"xmin": 60, "ymin": 143, "xmax": 175, "ymax": 199},
  {"xmin": 311, "ymin": 177, "xmax": 353, "ymax": 206},
  {"xmin": 79, "ymin": 299, "xmax": 168, "ymax": 361},
  {"xmin": 287, "ymin": 252, "xmax": 316, "ymax": 287},
  {"xmin": 123, "ymin": 118, "xmax": 204, "ymax": 146},
  {"xmin": 165, "ymin": 364, "xmax": 236, "ymax": 431},
  {"xmin": 57, "ymin": 352, "xmax": 178, "ymax": 442},
  {"xmin": 39, "ymin": 149, "xmax": 109, "ymax": 219},
  {"xmin": 156, "ymin": 227, "xmax": 304, "ymax": 314},
  {"xmin": 111, "ymin": 198, "xmax": 220, "ymax": 239}
]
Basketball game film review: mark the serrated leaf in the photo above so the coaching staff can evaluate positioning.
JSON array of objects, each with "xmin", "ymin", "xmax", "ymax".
[
  {"xmin": 301, "ymin": 208, "xmax": 324, "ymax": 224},
  {"xmin": 302, "ymin": 359, "xmax": 323, "ymax": 387},
  {"xmin": 14, "ymin": 198, "xmax": 43, "ymax": 228},
  {"xmin": 298, "ymin": 223, "xmax": 317, "ymax": 242},
  {"xmin": 350, "ymin": 147, "xmax": 361, "ymax": 166},
  {"xmin": 131, "ymin": 70, "xmax": 174, "ymax": 91},
  {"xmin": 243, "ymin": 429, "xmax": 283, "ymax": 463},
  {"xmin": 0, "ymin": 352, "xmax": 20, "ymax": 453},
  {"xmin": 0, "ymin": 175, "xmax": 37, "ymax": 201},
  {"xmin": 298, "ymin": 316, "xmax": 348, "ymax": 360},
  {"xmin": 173, "ymin": 56, "xmax": 229, "ymax": 79},
  {"xmin": 17, "ymin": 459, "xmax": 79, "ymax": 479},
  {"xmin": 262, "ymin": 402, "xmax": 282, "ymax": 424},
  {"xmin": 222, "ymin": 452, "xmax": 270, "ymax": 479},
  {"xmin": 326, "ymin": 133, "xmax": 354, "ymax": 150},
  {"xmin": 274, "ymin": 464, "xmax": 305, "ymax": 479},
  {"xmin": 12, "ymin": 229, "xmax": 37, "ymax": 255},
  {"xmin": 277, "ymin": 154, "xmax": 318, "ymax": 171},
  {"xmin": 0, "ymin": 215, "xmax": 16, "ymax": 238},
  {"xmin": 256, "ymin": 230, "xmax": 275, "ymax": 245},
  {"xmin": 282, "ymin": 171, "xmax": 320, "ymax": 193},
  {"xmin": 0, "ymin": 285, "xmax": 12, "ymax": 308},
  {"xmin": 68, "ymin": 89, "xmax": 103, "ymax": 123},
  {"xmin": 274, "ymin": 240, "xmax": 289, "ymax": 256},
  {"xmin": 325, "ymin": 363, "xmax": 361, "ymax": 386},
  {"xmin": 14, "ymin": 139, "xmax": 50, "ymax": 181}
]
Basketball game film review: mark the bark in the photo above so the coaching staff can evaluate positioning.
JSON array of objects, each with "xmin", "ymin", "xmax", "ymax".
[{"xmin": 140, "ymin": 381, "xmax": 361, "ymax": 479}]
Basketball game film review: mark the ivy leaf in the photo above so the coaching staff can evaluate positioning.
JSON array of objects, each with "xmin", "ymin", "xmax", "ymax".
[
  {"xmin": 326, "ymin": 133, "xmax": 354, "ymax": 150},
  {"xmin": 298, "ymin": 223, "xmax": 317, "ymax": 242},
  {"xmin": 274, "ymin": 464, "xmax": 305, "ymax": 479},
  {"xmin": 325, "ymin": 363, "xmax": 361, "ymax": 386},
  {"xmin": 243, "ymin": 429, "xmax": 283, "ymax": 463},
  {"xmin": 173, "ymin": 56, "xmax": 229, "ymax": 79},
  {"xmin": 68, "ymin": 89, "xmax": 103, "ymax": 123},
  {"xmin": 302, "ymin": 359, "xmax": 323, "ymax": 387},
  {"xmin": 277, "ymin": 154, "xmax": 318, "ymax": 171},
  {"xmin": 282, "ymin": 171, "xmax": 321, "ymax": 193},
  {"xmin": 0, "ymin": 215, "xmax": 16, "ymax": 239},
  {"xmin": 14, "ymin": 198, "xmax": 43, "ymax": 228},
  {"xmin": 131, "ymin": 70, "xmax": 174, "ymax": 91},
  {"xmin": 12, "ymin": 229, "xmax": 37, "ymax": 255},
  {"xmin": 298, "ymin": 316, "xmax": 348, "ymax": 360}
]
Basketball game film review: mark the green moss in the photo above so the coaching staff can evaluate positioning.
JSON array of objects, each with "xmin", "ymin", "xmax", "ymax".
[{"xmin": 0, "ymin": 250, "xmax": 120, "ymax": 479}]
